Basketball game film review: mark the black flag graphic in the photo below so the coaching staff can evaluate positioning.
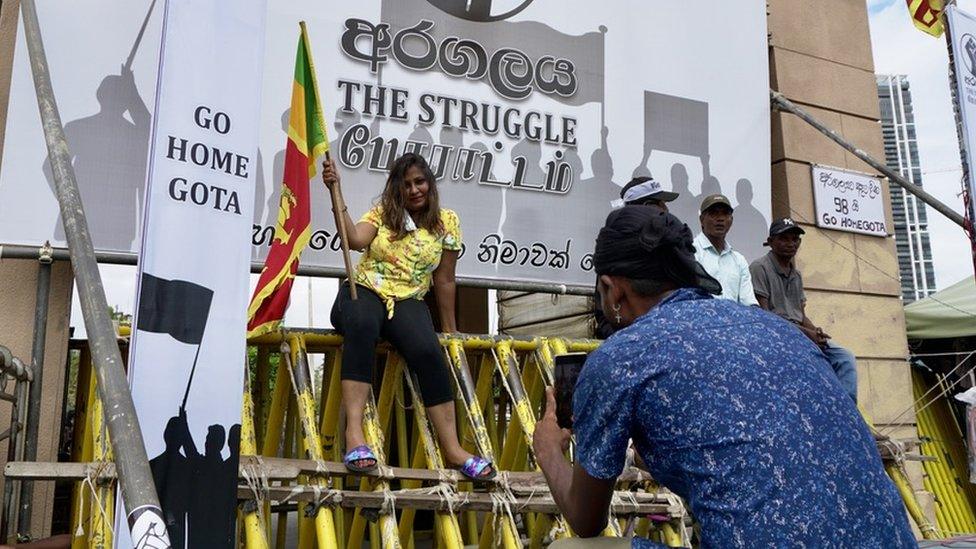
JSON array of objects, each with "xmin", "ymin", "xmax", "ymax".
[{"xmin": 137, "ymin": 273, "xmax": 213, "ymax": 345}]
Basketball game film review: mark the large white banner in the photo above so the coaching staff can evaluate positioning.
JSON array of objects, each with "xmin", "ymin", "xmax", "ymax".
[
  {"xmin": 0, "ymin": 1, "xmax": 770, "ymax": 288},
  {"xmin": 114, "ymin": 1, "xmax": 267, "ymax": 547},
  {"xmin": 948, "ymin": 6, "xmax": 976, "ymax": 233}
]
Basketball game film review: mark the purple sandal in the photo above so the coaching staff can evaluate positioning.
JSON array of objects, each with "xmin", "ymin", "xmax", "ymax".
[
  {"xmin": 458, "ymin": 455, "xmax": 496, "ymax": 481},
  {"xmin": 344, "ymin": 445, "xmax": 378, "ymax": 473}
]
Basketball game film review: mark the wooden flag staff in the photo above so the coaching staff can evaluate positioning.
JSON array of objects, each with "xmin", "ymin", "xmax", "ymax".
[{"xmin": 324, "ymin": 151, "xmax": 359, "ymax": 300}]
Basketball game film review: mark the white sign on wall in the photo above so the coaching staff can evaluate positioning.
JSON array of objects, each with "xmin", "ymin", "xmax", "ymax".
[
  {"xmin": 0, "ymin": 0, "xmax": 772, "ymax": 289},
  {"xmin": 811, "ymin": 164, "xmax": 887, "ymax": 237}
]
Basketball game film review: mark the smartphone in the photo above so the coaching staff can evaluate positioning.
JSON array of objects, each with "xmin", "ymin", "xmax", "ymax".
[{"xmin": 554, "ymin": 352, "xmax": 587, "ymax": 429}]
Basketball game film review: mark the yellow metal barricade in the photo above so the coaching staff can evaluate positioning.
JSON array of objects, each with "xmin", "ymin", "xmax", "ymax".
[{"xmin": 63, "ymin": 330, "xmax": 690, "ymax": 549}]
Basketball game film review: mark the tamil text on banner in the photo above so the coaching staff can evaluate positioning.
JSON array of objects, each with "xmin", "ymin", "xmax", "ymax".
[
  {"xmin": 247, "ymin": 24, "xmax": 329, "ymax": 338},
  {"xmin": 0, "ymin": 0, "xmax": 771, "ymax": 289},
  {"xmin": 947, "ymin": 6, "xmax": 976, "ymax": 243},
  {"xmin": 114, "ymin": 1, "xmax": 268, "ymax": 547}
]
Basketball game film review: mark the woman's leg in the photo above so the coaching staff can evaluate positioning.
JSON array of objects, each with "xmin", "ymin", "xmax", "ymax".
[
  {"xmin": 332, "ymin": 284, "xmax": 385, "ymax": 466},
  {"xmin": 383, "ymin": 299, "xmax": 488, "ymax": 471}
]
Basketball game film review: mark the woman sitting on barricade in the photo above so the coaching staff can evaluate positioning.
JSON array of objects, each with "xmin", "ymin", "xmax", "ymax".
[{"xmin": 322, "ymin": 152, "xmax": 495, "ymax": 481}]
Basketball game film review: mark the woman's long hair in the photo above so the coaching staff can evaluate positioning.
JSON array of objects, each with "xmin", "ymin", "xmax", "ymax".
[{"xmin": 379, "ymin": 153, "xmax": 443, "ymax": 240}]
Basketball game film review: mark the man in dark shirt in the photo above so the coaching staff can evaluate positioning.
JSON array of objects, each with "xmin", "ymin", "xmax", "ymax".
[{"xmin": 749, "ymin": 218, "xmax": 858, "ymax": 401}]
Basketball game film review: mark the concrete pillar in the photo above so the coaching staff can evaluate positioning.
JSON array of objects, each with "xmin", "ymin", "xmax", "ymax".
[
  {"xmin": 768, "ymin": 0, "xmax": 929, "ymax": 527},
  {"xmin": 0, "ymin": 257, "xmax": 74, "ymax": 539}
]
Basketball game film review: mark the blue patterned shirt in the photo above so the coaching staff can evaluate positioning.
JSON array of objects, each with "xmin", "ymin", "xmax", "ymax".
[{"xmin": 573, "ymin": 288, "xmax": 915, "ymax": 548}]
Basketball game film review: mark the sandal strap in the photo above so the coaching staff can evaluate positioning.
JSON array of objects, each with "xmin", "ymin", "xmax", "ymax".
[
  {"xmin": 344, "ymin": 445, "xmax": 377, "ymax": 463},
  {"xmin": 461, "ymin": 456, "xmax": 492, "ymax": 478}
]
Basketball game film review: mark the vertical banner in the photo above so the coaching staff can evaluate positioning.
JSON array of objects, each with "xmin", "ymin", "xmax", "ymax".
[
  {"xmin": 947, "ymin": 5, "xmax": 976, "ymax": 483},
  {"xmin": 115, "ymin": 0, "xmax": 267, "ymax": 547},
  {"xmin": 947, "ymin": 7, "xmax": 976, "ymax": 276}
]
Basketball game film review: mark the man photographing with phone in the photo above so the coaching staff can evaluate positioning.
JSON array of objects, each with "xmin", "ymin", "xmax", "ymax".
[{"xmin": 533, "ymin": 206, "xmax": 914, "ymax": 548}]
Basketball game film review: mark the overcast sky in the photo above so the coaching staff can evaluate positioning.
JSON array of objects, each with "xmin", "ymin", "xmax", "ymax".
[
  {"xmin": 70, "ymin": 1, "xmax": 976, "ymax": 337},
  {"xmin": 869, "ymin": 0, "xmax": 974, "ymax": 290}
]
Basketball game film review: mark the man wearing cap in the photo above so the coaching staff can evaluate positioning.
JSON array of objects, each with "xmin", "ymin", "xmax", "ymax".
[
  {"xmin": 693, "ymin": 194, "xmax": 758, "ymax": 306},
  {"xmin": 613, "ymin": 176, "xmax": 679, "ymax": 211},
  {"xmin": 749, "ymin": 218, "xmax": 858, "ymax": 401}
]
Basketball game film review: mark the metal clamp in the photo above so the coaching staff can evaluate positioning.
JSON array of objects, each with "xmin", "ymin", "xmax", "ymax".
[{"xmin": 37, "ymin": 241, "xmax": 53, "ymax": 265}]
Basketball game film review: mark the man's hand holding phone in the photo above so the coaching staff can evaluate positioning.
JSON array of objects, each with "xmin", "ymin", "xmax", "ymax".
[{"xmin": 534, "ymin": 387, "xmax": 572, "ymax": 460}]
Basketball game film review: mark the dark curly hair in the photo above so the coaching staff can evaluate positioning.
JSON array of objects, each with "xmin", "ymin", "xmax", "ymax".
[{"xmin": 379, "ymin": 153, "xmax": 443, "ymax": 240}]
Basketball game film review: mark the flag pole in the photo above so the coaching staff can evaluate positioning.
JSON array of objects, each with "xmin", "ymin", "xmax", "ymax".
[
  {"xmin": 181, "ymin": 342, "xmax": 204, "ymax": 411},
  {"xmin": 124, "ymin": 0, "xmax": 157, "ymax": 71},
  {"xmin": 325, "ymin": 151, "xmax": 359, "ymax": 300}
]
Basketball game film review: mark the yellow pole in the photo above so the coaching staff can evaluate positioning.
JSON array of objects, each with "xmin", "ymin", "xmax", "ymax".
[
  {"xmin": 396, "ymin": 435, "xmax": 428, "ymax": 545},
  {"xmin": 277, "ymin": 390, "xmax": 299, "ymax": 549},
  {"xmin": 886, "ymin": 462, "xmax": 939, "ymax": 540},
  {"xmin": 254, "ymin": 346, "xmax": 271, "ymax": 448},
  {"xmin": 88, "ymin": 391, "xmax": 113, "ymax": 549},
  {"xmin": 445, "ymin": 339, "xmax": 521, "ymax": 549},
  {"xmin": 348, "ymin": 353, "xmax": 402, "ymax": 549},
  {"xmin": 319, "ymin": 348, "xmax": 344, "ymax": 461},
  {"xmin": 285, "ymin": 337, "xmax": 340, "ymax": 549},
  {"xmin": 660, "ymin": 521, "xmax": 682, "ymax": 547},
  {"xmin": 70, "ymin": 351, "xmax": 95, "ymax": 549},
  {"xmin": 401, "ymin": 371, "xmax": 465, "ymax": 549},
  {"xmin": 240, "ymin": 371, "xmax": 271, "ymax": 549},
  {"xmin": 473, "ymin": 353, "xmax": 498, "ymax": 452},
  {"xmin": 319, "ymin": 349, "xmax": 347, "ymax": 549},
  {"xmin": 494, "ymin": 341, "xmax": 577, "ymax": 538}
]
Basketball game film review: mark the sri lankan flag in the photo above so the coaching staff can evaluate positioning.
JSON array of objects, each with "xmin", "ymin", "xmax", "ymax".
[
  {"xmin": 906, "ymin": 0, "xmax": 945, "ymax": 37},
  {"xmin": 247, "ymin": 22, "xmax": 328, "ymax": 338}
]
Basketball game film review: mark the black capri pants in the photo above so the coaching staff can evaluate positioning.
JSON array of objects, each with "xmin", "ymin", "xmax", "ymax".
[{"xmin": 330, "ymin": 283, "xmax": 454, "ymax": 406}]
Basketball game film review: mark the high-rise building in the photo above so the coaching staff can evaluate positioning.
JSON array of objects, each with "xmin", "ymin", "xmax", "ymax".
[{"xmin": 877, "ymin": 74, "xmax": 937, "ymax": 302}]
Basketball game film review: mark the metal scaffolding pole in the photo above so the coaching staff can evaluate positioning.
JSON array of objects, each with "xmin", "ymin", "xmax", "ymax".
[
  {"xmin": 16, "ymin": 243, "xmax": 52, "ymax": 537},
  {"xmin": 771, "ymin": 90, "xmax": 967, "ymax": 230},
  {"xmin": 18, "ymin": 0, "xmax": 169, "ymax": 543}
]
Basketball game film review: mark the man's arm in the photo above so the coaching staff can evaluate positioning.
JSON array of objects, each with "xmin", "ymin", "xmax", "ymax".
[
  {"xmin": 432, "ymin": 250, "xmax": 458, "ymax": 333},
  {"xmin": 799, "ymin": 301, "xmax": 830, "ymax": 346},
  {"xmin": 737, "ymin": 254, "xmax": 759, "ymax": 307},
  {"xmin": 748, "ymin": 262, "xmax": 769, "ymax": 307},
  {"xmin": 533, "ymin": 388, "xmax": 616, "ymax": 536}
]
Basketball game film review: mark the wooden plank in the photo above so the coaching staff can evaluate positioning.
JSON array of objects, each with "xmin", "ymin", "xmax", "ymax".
[
  {"xmin": 240, "ymin": 486, "xmax": 677, "ymax": 516},
  {"xmin": 5, "ymin": 458, "xmax": 655, "ymax": 485}
]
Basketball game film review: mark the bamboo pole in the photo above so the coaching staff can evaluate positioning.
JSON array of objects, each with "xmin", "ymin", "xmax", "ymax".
[
  {"xmin": 771, "ymin": 90, "xmax": 966, "ymax": 228},
  {"xmin": 323, "ymin": 153, "xmax": 358, "ymax": 301}
]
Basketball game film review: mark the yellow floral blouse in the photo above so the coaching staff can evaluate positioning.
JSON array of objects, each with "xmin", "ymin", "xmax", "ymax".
[{"xmin": 355, "ymin": 205, "xmax": 462, "ymax": 318}]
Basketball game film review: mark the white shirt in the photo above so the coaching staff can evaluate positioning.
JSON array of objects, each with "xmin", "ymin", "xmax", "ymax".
[{"xmin": 693, "ymin": 232, "xmax": 759, "ymax": 306}]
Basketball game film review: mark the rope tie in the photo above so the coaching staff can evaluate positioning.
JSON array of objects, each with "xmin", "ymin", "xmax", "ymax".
[
  {"xmin": 241, "ymin": 454, "xmax": 269, "ymax": 522},
  {"xmin": 312, "ymin": 457, "xmax": 335, "ymax": 489},
  {"xmin": 377, "ymin": 464, "xmax": 395, "ymax": 480},
  {"xmin": 487, "ymin": 471, "xmax": 519, "ymax": 548},
  {"xmin": 79, "ymin": 461, "xmax": 116, "ymax": 540}
]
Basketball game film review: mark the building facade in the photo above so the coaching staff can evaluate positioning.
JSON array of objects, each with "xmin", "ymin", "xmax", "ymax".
[{"xmin": 877, "ymin": 74, "xmax": 938, "ymax": 302}]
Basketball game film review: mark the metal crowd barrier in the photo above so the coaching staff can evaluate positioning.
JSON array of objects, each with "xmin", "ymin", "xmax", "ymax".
[
  {"xmin": 26, "ymin": 330, "xmax": 686, "ymax": 548},
  {"xmin": 2, "ymin": 329, "xmax": 945, "ymax": 547}
]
